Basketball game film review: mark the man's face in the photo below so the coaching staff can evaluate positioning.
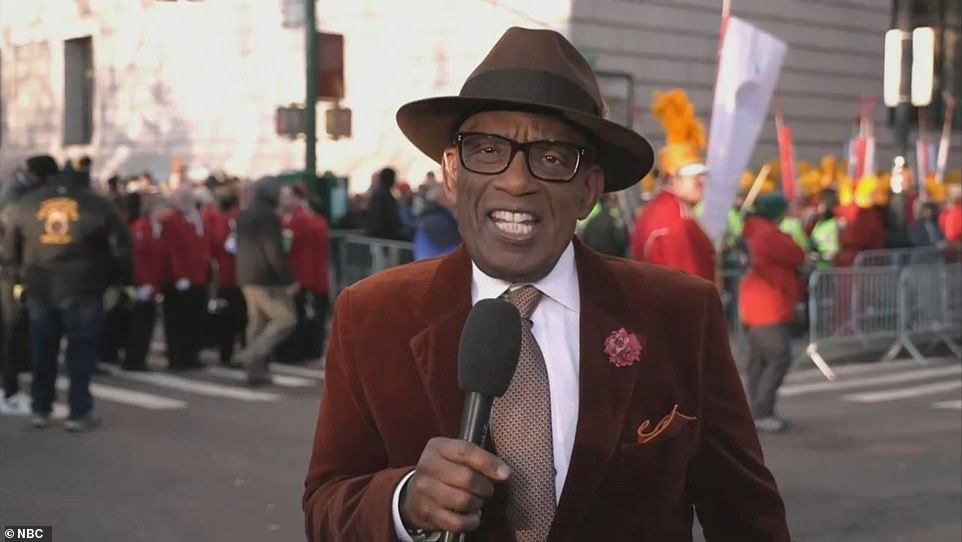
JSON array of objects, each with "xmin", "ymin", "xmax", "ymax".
[
  {"xmin": 442, "ymin": 111, "xmax": 603, "ymax": 283},
  {"xmin": 669, "ymin": 172, "xmax": 706, "ymax": 205}
]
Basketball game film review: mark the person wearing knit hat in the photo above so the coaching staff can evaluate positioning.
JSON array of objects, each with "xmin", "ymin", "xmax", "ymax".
[
  {"xmin": 739, "ymin": 191, "xmax": 805, "ymax": 432},
  {"xmin": 630, "ymin": 89, "xmax": 715, "ymax": 281}
]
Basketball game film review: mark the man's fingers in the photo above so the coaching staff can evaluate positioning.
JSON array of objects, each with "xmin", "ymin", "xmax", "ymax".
[
  {"xmin": 438, "ymin": 439, "xmax": 511, "ymax": 482},
  {"xmin": 428, "ymin": 481, "xmax": 486, "ymax": 514}
]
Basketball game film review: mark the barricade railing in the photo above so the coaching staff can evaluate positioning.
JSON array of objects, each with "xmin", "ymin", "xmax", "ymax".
[
  {"xmin": 887, "ymin": 264, "xmax": 962, "ymax": 363},
  {"xmin": 803, "ymin": 262, "xmax": 962, "ymax": 380},
  {"xmin": 853, "ymin": 246, "xmax": 961, "ymax": 268},
  {"xmin": 329, "ymin": 231, "xmax": 414, "ymax": 294}
]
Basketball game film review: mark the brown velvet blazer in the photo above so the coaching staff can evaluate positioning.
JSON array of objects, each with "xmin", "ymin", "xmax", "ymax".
[{"xmin": 304, "ymin": 239, "xmax": 790, "ymax": 541}]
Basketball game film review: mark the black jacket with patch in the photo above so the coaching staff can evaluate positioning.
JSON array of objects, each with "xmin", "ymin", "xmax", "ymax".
[{"xmin": 1, "ymin": 176, "xmax": 132, "ymax": 304}]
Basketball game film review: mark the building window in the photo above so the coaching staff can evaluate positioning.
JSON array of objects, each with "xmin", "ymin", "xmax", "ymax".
[{"xmin": 64, "ymin": 36, "xmax": 93, "ymax": 145}]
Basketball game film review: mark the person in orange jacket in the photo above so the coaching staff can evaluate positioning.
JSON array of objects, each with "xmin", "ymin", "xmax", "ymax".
[
  {"xmin": 739, "ymin": 193, "xmax": 806, "ymax": 432},
  {"xmin": 630, "ymin": 90, "xmax": 715, "ymax": 281},
  {"xmin": 940, "ymin": 184, "xmax": 962, "ymax": 246}
]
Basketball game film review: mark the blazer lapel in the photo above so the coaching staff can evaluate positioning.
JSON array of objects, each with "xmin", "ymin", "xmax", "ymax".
[
  {"xmin": 409, "ymin": 246, "xmax": 473, "ymax": 437},
  {"xmin": 549, "ymin": 241, "xmax": 653, "ymax": 540}
]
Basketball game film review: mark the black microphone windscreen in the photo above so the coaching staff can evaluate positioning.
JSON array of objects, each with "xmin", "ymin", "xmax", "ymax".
[{"xmin": 458, "ymin": 298, "xmax": 522, "ymax": 397}]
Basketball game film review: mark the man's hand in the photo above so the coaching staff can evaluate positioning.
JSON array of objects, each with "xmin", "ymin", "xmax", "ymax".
[
  {"xmin": 287, "ymin": 283, "xmax": 301, "ymax": 297},
  {"xmin": 400, "ymin": 437, "xmax": 510, "ymax": 534},
  {"xmin": 175, "ymin": 278, "xmax": 190, "ymax": 291}
]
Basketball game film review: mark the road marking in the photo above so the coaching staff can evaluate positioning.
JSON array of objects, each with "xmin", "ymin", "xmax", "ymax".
[
  {"xmin": 22, "ymin": 373, "xmax": 187, "ymax": 410},
  {"xmin": 932, "ymin": 399, "xmax": 962, "ymax": 410},
  {"xmin": 785, "ymin": 359, "xmax": 921, "ymax": 384},
  {"xmin": 779, "ymin": 365, "xmax": 962, "ymax": 397},
  {"xmin": 52, "ymin": 403, "xmax": 69, "ymax": 419},
  {"xmin": 205, "ymin": 366, "xmax": 315, "ymax": 387},
  {"xmin": 99, "ymin": 366, "xmax": 278, "ymax": 402},
  {"xmin": 844, "ymin": 381, "xmax": 962, "ymax": 403},
  {"xmin": 270, "ymin": 364, "xmax": 326, "ymax": 380}
]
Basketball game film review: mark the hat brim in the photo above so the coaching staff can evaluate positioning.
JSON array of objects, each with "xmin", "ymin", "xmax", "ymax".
[{"xmin": 397, "ymin": 96, "xmax": 654, "ymax": 193}]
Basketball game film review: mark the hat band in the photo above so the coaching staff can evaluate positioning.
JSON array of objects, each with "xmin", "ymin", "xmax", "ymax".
[{"xmin": 460, "ymin": 69, "xmax": 600, "ymax": 116}]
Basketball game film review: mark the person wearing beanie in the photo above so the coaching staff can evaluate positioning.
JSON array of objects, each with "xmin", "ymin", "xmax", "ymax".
[
  {"xmin": 630, "ymin": 89, "xmax": 715, "ymax": 281},
  {"xmin": 739, "ymin": 192, "xmax": 805, "ymax": 433}
]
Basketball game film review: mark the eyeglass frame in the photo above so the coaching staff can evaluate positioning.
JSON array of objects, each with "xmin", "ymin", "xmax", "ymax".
[{"xmin": 453, "ymin": 132, "xmax": 596, "ymax": 183}]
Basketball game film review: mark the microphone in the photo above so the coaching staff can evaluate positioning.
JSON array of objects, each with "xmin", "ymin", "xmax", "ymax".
[{"xmin": 443, "ymin": 298, "xmax": 522, "ymax": 542}]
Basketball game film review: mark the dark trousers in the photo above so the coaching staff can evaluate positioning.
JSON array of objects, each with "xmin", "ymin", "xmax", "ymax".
[
  {"xmin": 1, "ymin": 279, "xmax": 29, "ymax": 399},
  {"xmin": 209, "ymin": 287, "xmax": 247, "ymax": 364},
  {"xmin": 162, "ymin": 286, "xmax": 206, "ymax": 369},
  {"xmin": 275, "ymin": 290, "xmax": 329, "ymax": 363},
  {"xmin": 26, "ymin": 297, "xmax": 104, "ymax": 420},
  {"xmin": 99, "ymin": 298, "xmax": 130, "ymax": 364},
  {"xmin": 745, "ymin": 324, "xmax": 793, "ymax": 419},
  {"xmin": 123, "ymin": 300, "xmax": 157, "ymax": 370}
]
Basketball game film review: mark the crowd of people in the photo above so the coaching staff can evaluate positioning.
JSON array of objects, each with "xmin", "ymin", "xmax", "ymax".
[{"xmin": 0, "ymin": 154, "xmax": 330, "ymax": 429}]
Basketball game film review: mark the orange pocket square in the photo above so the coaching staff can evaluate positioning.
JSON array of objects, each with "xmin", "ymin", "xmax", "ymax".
[{"xmin": 636, "ymin": 404, "xmax": 697, "ymax": 445}]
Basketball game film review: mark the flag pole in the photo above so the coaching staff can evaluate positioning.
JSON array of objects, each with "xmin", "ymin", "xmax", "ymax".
[
  {"xmin": 712, "ymin": 0, "xmax": 732, "ymax": 289},
  {"xmin": 935, "ymin": 95, "xmax": 956, "ymax": 184}
]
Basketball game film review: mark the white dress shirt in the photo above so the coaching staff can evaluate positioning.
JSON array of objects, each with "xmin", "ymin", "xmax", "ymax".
[{"xmin": 393, "ymin": 243, "xmax": 581, "ymax": 539}]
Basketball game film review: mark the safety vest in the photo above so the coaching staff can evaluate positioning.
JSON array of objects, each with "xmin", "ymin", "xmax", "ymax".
[
  {"xmin": 779, "ymin": 216, "xmax": 810, "ymax": 252},
  {"xmin": 811, "ymin": 218, "xmax": 840, "ymax": 267}
]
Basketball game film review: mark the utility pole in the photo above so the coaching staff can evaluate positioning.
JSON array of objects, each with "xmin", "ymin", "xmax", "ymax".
[
  {"xmin": 893, "ymin": 0, "xmax": 913, "ymax": 163},
  {"xmin": 305, "ymin": 0, "xmax": 318, "ymax": 178}
]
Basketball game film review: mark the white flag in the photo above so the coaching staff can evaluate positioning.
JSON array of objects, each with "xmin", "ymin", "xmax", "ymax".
[{"xmin": 702, "ymin": 17, "xmax": 787, "ymax": 245}]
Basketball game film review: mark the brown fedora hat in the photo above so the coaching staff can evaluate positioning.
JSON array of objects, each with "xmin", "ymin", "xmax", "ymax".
[{"xmin": 396, "ymin": 27, "xmax": 653, "ymax": 193}]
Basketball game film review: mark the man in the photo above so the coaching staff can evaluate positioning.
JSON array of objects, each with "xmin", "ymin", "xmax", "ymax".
[
  {"xmin": 160, "ymin": 185, "xmax": 210, "ymax": 370},
  {"xmin": 276, "ymin": 184, "xmax": 317, "ymax": 363},
  {"xmin": 204, "ymin": 188, "xmax": 246, "ymax": 367},
  {"xmin": 123, "ymin": 196, "xmax": 172, "ymax": 372},
  {"xmin": 304, "ymin": 27, "xmax": 789, "ymax": 541},
  {"xmin": 739, "ymin": 194, "xmax": 805, "ymax": 433},
  {"xmin": 2, "ymin": 169, "xmax": 132, "ymax": 431},
  {"xmin": 630, "ymin": 90, "xmax": 715, "ymax": 281},
  {"xmin": 941, "ymin": 184, "xmax": 962, "ymax": 246},
  {"xmin": 365, "ymin": 167, "xmax": 409, "ymax": 240},
  {"xmin": 0, "ymin": 156, "xmax": 59, "ymax": 416},
  {"xmin": 234, "ymin": 178, "xmax": 296, "ymax": 385}
]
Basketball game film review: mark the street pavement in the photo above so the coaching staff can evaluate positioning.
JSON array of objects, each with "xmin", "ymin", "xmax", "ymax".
[{"xmin": 1, "ymin": 351, "xmax": 959, "ymax": 541}]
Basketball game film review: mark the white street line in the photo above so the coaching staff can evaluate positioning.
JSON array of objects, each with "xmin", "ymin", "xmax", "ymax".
[
  {"xmin": 100, "ymin": 365, "xmax": 278, "ymax": 402},
  {"xmin": 932, "ymin": 399, "xmax": 962, "ymax": 410},
  {"xmin": 22, "ymin": 373, "xmax": 187, "ymax": 410},
  {"xmin": 785, "ymin": 359, "xmax": 921, "ymax": 383},
  {"xmin": 270, "ymin": 364, "xmax": 326, "ymax": 380},
  {"xmin": 205, "ymin": 367, "xmax": 314, "ymax": 387},
  {"xmin": 52, "ymin": 403, "xmax": 69, "ymax": 419},
  {"xmin": 779, "ymin": 365, "xmax": 962, "ymax": 397},
  {"xmin": 844, "ymin": 381, "xmax": 962, "ymax": 403}
]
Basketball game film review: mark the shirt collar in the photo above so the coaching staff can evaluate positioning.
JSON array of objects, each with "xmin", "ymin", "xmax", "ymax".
[{"xmin": 471, "ymin": 242, "xmax": 579, "ymax": 312}]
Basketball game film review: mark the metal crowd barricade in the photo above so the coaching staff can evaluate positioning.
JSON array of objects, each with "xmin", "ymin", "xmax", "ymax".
[
  {"xmin": 329, "ymin": 231, "xmax": 414, "ymax": 295},
  {"xmin": 803, "ymin": 266, "xmax": 902, "ymax": 380},
  {"xmin": 887, "ymin": 263, "xmax": 962, "ymax": 363},
  {"xmin": 852, "ymin": 246, "xmax": 952, "ymax": 268}
]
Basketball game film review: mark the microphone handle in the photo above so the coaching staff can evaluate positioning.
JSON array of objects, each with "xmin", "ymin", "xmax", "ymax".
[{"xmin": 442, "ymin": 393, "xmax": 493, "ymax": 542}]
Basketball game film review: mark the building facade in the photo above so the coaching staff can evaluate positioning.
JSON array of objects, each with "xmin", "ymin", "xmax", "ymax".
[{"xmin": 1, "ymin": 0, "xmax": 958, "ymax": 192}]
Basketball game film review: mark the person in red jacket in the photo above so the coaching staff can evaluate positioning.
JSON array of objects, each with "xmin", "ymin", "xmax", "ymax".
[
  {"xmin": 160, "ymin": 185, "xmax": 211, "ymax": 370},
  {"xmin": 630, "ymin": 90, "xmax": 715, "ymax": 281},
  {"xmin": 202, "ymin": 190, "xmax": 247, "ymax": 366},
  {"xmin": 739, "ymin": 193, "xmax": 806, "ymax": 433},
  {"xmin": 941, "ymin": 184, "xmax": 962, "ymax": 246},
  {"xmin": 123, "ymin": 197, "xmax": 173, "ymax": 371}
]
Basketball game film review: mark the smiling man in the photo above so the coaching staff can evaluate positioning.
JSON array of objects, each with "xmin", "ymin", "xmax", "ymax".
[{"xmin": 303, "ymin": 27, "xmax": 790, "ymax": 541}]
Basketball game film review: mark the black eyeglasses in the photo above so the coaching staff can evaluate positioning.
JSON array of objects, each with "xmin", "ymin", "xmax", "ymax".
[{"xmin": 454, "ymin": 132, "xmax": 593, "ymax": 182}]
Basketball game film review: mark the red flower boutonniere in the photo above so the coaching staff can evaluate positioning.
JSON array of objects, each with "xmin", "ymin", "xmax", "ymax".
[{"xmin": 604, "ymin": 328, "xmax": 644, "ymax": 367}]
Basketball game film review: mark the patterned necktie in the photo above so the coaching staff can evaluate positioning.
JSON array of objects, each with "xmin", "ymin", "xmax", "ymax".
[{"xmin": 490, "ymin": 285, "xmax": 556, "ymax": 541}]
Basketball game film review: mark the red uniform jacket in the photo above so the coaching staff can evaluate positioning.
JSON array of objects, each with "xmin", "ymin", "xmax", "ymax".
[
  {"xmin": 835, "ymin": 205, "xmax": 885, "ymax": 267},
  {"xmin": 204, "ymin": 207, "xmax": 237, "ymax": 289},
  {"xmin": 283, "ymin": 208, "xmax": 331, "ymax": 294},
  {"xmin": 630, "ymin": 191, "xmax": 716, "ymax": 282},
  {"xmin": 303, "ymin": 240, "xmax": 789, "ymax": 541},
  {"xmin": 739, "ymin": 216, "xmax": 806, "ymax": 327},
  {"xmin": 161, "ymin": 209, "xmax": 210, "ymax": 287},
  {"xmin": 941, "ymin": 204, "xmax": 962, "ymax": 245},
  {"xmin": 129, "ymin": 218, "xmax": 168, "ymax": 291}
]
